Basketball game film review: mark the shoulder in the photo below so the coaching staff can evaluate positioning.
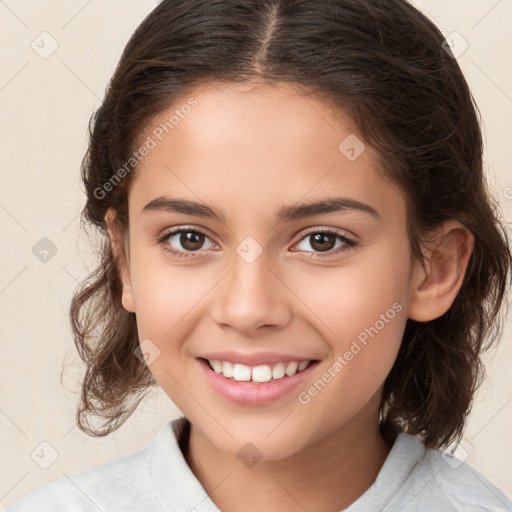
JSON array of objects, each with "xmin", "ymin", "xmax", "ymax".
[
  {"xmin": 6, "ymin": 429, "xmax": 166, "ymax": 512},
  {"xmin": 424, "ymin": 446, "xmax": 512, "ymax": 511},
  {"xmin": 391, "ymin": 433, "xmax": 512, "ymax": 511}
]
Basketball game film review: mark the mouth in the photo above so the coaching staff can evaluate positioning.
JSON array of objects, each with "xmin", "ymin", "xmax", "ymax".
[
  {"xmin": 196, "ymin": 356, "xmax": 320, "ymax": 406},
  {"xmin": 202, "ymin": 357, "xmax": 314, "ymax": 382}
]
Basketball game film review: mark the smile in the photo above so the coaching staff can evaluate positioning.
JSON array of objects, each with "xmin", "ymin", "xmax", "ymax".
[
  {"xmin": 197, "ymin": 355, "xmax": 320, "ymax": 406},
  {"xmin": 206, "ymin": 358, "xmax": 312, "ymax": 382}
]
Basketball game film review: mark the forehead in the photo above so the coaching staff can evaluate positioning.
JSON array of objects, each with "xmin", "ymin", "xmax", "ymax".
[{"xmin": 129, "ymin": 81, "xmax": 405, "ymax": 223}]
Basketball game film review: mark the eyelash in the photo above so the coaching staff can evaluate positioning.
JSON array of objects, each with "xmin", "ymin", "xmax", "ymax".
[{"xmin": 157, "ymin": 226, "xmax": 358, "ymax": 260}]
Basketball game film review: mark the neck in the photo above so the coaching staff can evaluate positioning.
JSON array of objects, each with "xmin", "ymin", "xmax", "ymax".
[{"xmin": 183, "ymin": 403, "xmax": 392, "ymax": 511}]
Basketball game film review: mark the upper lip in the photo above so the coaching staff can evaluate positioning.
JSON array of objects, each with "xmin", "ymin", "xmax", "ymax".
[{"xmin": 199, "ymin": 351, "xmax": 318, "ymax": 367}]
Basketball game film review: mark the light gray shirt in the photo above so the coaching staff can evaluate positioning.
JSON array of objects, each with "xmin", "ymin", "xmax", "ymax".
[{"xmin": 6, "ymin": 417, "xmax": 512, "ymax": 511}]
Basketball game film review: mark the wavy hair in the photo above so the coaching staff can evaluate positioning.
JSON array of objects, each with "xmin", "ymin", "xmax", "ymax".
[{"xmin": 69, "ymin": 0, "xmax": 511, "ymax": 448}]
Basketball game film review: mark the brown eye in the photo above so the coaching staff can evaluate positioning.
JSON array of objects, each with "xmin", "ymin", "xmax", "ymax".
[
  {"xmin": 158, "ymin": 228, "xmax": 215, "ymax": 258},
  {"xmin": 308, "ymin": 233, "xmax": 337, "ymax": 252},
  {"xmin": 178, "ymin": 231, "xmax": 205, "ymax": 251},
  {"xmin": 293, "ymin": 228, "xmax": 356, "ymax": 258}
]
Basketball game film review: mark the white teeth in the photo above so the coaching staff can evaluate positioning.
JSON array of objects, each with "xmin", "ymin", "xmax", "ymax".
[
  {"xmin": 252, "ymin": 365, "xmax": 273, "ymax": 383},
  {"xmin": 285, "ymin": 361, "xmax": 299, "ymax": 376},
  {"xmin": 222, "ymin": 361, "xmax": 234, "ymax": 378},
  {"xmin": 272, "ymin": 362, "xmax": 285, "ymax": 380},
  {"xmin": 210, "ymin": 360, "xmax": 223, "ymax": 373},
  {"xmin": 298, "ymin": 361, "xmax": 308, "ymax": 371},
  {"xmin": 232, "ymin": 363, "xmax": 252, "ymax": 381},
  {"xmin": 207, "ymin": 359, "xmax": 311, "ymax": 382}
]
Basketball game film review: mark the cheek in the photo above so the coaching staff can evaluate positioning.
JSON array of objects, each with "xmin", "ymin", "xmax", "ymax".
[
  {"xmin": 292, "ymin": 265, "xmax": 409, "ymax": 436},
  {"xmin": 129, "ymin": 248, "xmax": 211, "ymax": 340},
  {"xmin": 292, "ymin": 240, "xmax": 411, "ymax": 385},
  {"xmin": 127, "ymin": 254, "xmax": 205, "ymax": 406},
  {"xmin": 295, "ymin": 243, "xmax": 410, "ymax": 338}
]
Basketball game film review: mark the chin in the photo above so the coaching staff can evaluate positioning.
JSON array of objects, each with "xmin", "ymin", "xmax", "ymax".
[{"xmin": 226, "ymin": 434, "xmax": 308, "ymax": 463}]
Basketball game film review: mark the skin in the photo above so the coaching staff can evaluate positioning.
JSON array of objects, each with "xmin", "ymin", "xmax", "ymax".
[{"xmin": 105, "ymin": 81, "xmax": 474, "ymax": 512}]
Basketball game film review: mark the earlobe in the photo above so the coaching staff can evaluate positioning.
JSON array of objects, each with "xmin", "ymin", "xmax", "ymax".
[
  {"xmin": 104, "ymin": 208, "xmax": 136, "ymax": 313},
  {"xmin": 408, "ymin": 220, "xmax": 475, "ymax": 322}
]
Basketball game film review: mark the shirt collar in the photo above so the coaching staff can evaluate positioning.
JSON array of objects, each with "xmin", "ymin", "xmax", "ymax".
[
  {"xmin": 150, "ymin": 417, "xmax": 424, "ymax": 512},
  {"xmin": 150, "ymin": 416, "xmax": 221, "ymax": 512}
]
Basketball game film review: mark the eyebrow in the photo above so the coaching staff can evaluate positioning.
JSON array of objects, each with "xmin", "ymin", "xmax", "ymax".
[{"xmin": 141, "ymin": 196, "xmax": 380, "ymax": 222}]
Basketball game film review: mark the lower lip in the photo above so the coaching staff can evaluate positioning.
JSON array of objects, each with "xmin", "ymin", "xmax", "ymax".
[{"xmin": 197, "ymin": 358, "xmax": 318, "ymax": 406}]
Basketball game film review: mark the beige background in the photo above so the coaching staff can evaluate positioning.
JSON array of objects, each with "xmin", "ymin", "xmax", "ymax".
[{"xmin": 1, "ymin": 0, "xmax": 511, "ymax": 508}]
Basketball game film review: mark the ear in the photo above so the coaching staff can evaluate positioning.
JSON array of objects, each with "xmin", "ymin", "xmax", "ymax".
[
  {"xmin": 104, "ymin": 208, "xmax": 135, "ymax": 313},
  {"xmin": 408, "ymin": 220, "xmax": 475, "ymax": 322}
]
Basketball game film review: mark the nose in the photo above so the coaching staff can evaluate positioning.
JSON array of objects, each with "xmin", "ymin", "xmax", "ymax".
[{"xmin": 209, "ymin": 251, "xmax": 292, "ymax": 335}]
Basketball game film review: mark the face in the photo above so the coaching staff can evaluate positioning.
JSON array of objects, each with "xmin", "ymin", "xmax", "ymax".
[{"xmin": 115, "ymin": 81, "xmax": 418, "ymax": 460}]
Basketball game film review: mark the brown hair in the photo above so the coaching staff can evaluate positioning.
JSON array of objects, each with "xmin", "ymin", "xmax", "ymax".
[{"xmin": 70, "ymin": 0, "xmax": 511, "ymax": 448}]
